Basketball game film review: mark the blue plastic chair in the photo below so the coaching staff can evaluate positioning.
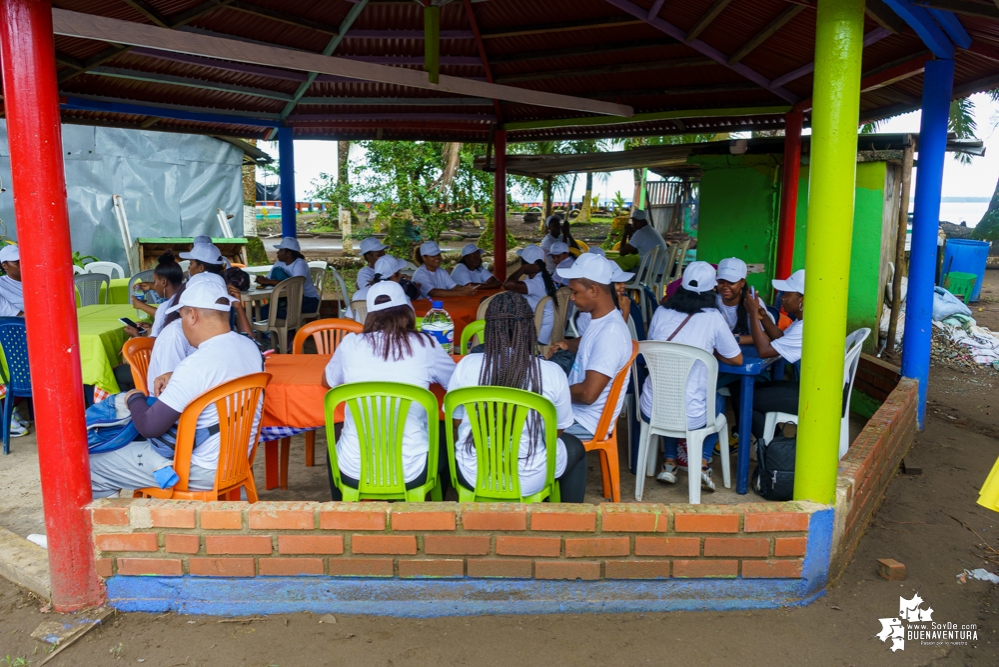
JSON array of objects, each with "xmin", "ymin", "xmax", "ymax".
[{"xmin": 0, "ymin": 317, "xmax": 30, "ymax": 454}]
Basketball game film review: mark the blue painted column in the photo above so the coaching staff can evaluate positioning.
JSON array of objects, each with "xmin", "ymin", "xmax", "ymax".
[
  {"xmin": 902, "ymin": 58, "xmax": 955, "ymax": 428},
  {"xmin": 278, "ymin": 126, "xmax": 297, "ymax": 238}
]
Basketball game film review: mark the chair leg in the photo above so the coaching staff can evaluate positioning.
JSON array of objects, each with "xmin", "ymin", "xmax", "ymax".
[
  {"xmin": 687, "ymin": 432, "xmax": 703, "ymax": 505},
  {"xmin": 597, "ymin": 447, "xmax": 611, "ymax": 499},
  {"xmin": 2, "ymin": 396, "xmax": 11, "ymax": 455},
  {"xmin": 719, "ymin": 420, "xmax": 731, "ymax": 490},
  {"xmin": 635, "ymin": 421, "xmax": 651, "ymax": 501},
  {"xmin": 604, "ymin": 439, "xmax": 621, "ymax": 503},
  {"xmin": 646, "ymin": 433, "xmax": 660, "ymax": 477},
  {"xmin": 763, "ymin": 412, "xmax": 778, "ymax": 446},
  {"xmin": 264, "ymin": 440, "xmax": 279, "ymax": 490},
  {"xmin": 279, "ymin": 437, "xmax": 290, "ymax": 490},
  {"xmin": 305, "ymin": 430, "xmax": 315, "ymax": 467},
  {"xmin": 245, "ymin": 475, "xmax": 259, "ymax": 503}
]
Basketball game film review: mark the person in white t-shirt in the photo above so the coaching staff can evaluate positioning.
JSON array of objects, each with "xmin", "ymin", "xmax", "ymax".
[
  {"xmin": 357, "ymin": 237, "xmax": 388, "ymax": 290},
  {"xmin": 89, "ymin": 279, "xmax": 264, "ymax": 498},
  {"xmin": 351, "ymin": 254, "xmax": 411, "ymax": 321},
  {"xmin": 447, "ymin": 291, "xmax": 586, "ymax": 501},
  {"xmin": 145, "ymin": 319, "xmax": 195, "ymax": 395},
  {"xmin": 128, "ymin": 251, "xmax": 184, "ymax": 338},
  {"xmin": 642, "ymin": 261, "xmax": 744, "ymax": 492},
  {"xmin": 539, "ymin": 215, "xmax": 562, "ymax": 257},
  {"xmin": 411, "ymin": 241, "xmax": 477, "ymax": 299},
  {"xmin": 504, "ymin": 245, "xmax": 558, "ymax": 344},
  {"xmin": 549, "ymin": 241, "xmax": 575, "ymax": 287},
  {"xmin": 254, "ymin": 236, "xmax": 321, "ymax": 314},
  {"xmin": 549, "ymin": 253, "xmax": 633, "ymax": 444},
  {"xmin": 0, "ymin": 245, "xmax": 23, "ymax": 316},
  {"xmin": 716, "ymin": 257, "xmax": 771, "ymax": 344},
  {"xmin": 616, "ymin": 209, "xmax": 666, "ymax": 271},
  {"xmin": 322, "ymin": 281, "xmax": 456, "ymax": 500},
  {"xmin": 451, "ymin": 243, "xmax": 500, "ymax": 288}
]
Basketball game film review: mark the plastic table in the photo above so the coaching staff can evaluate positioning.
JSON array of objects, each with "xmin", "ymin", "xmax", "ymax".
[
  {"xmin": 413, "ymin": 289, "xmax": 500, "ymax": 344},
  {"xmin": 719, "ymin": 345, "xmax": 785, "ymax": 494},
  {"xmin": 76, "ymin": 305, "xmax": 151, "ymax": 394}
]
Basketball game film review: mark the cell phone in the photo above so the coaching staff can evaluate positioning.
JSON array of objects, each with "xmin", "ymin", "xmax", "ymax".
[{"xmin": 119, "ymin": 317, "xmax": 145, "ymax": 332}]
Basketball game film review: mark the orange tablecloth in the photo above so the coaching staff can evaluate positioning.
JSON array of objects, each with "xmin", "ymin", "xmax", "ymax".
[{"xmin": 414, "ymin": 289, "xmax": 501, "ymax": 342}]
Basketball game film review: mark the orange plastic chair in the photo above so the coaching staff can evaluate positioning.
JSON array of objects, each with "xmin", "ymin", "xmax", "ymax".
[
  {"xmin": 291, "ymin": 318, "xmax": 363, "ymax": 472},
  {"xmin": 134, "ymin": 372, "xmax": 271, "ymax": 502},
  {"xmin": 582, "ymin": 340, "xmax": 640, "ymax": 503},
  {"xmin": 122, "ymin": 337, "xmax": 155, "ymax": 395}
]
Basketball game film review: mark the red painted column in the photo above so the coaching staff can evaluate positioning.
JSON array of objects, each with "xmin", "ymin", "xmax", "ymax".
[
  {"xmin": 493, "ymin": 129, "xmax": 507, "ymax": 282},
  {"xmin": 776, "ymin": 110, "xmax": 804, "ymax": 280},
  {"xmin": 0, "ymin": 0, "xmax": 103, "ymax": 610}
]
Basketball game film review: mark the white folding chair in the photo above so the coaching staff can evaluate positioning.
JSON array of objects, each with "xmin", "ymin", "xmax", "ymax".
[
  {"xmin": 302, "ymin": 267, "xmax": 325, "ymax": 322},
  {"xmin": 85, "ymin": 261, "xmax": 125, "ymax": 280},
  {"xmin": 329, "ymin": 267, "xmax": 351, "ymax": 317},
  {"xmin": 636, "ymin": 340, "xmax": 731, "ymax": 504}
]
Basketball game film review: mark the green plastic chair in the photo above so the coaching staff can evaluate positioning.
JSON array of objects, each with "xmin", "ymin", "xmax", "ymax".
[
  {"xmin": 443, "ymin": 386, "xmax": 560, "ymax": 503},
  {"xmin": 459, "ymin": 319, "xmax": 485, "ymax": 355},
  {"xmin": 324, "ymin": 381, "xmax": 442, "ymax": 502},
  {"xmin": 944, "ymin": 271, "xmax": 977, "ymax": 303}
]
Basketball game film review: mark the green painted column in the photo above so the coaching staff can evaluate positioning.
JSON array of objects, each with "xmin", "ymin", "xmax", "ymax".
[{"xmin": 793, "ymin": 0, "xmax": 864, "ymax": 504}]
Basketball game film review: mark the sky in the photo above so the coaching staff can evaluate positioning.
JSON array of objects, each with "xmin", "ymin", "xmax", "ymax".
[{"xmin": 258, "ymin": 91, "xmax": 999, "ymax": 226}]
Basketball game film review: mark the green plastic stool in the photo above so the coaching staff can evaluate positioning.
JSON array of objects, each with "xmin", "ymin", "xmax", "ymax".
[{"xmin": 944, "ymin": 271, "xmax": 977, "ymax": 303}]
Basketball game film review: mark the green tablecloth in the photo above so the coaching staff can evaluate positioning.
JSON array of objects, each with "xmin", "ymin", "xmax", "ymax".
[
  {"xmin": 77, "ymin": 304, "xmax": 149, "ymax": 394},
  {"xmin": 75, "ymin": 278, "xmax": 131, "ymax": 307}
]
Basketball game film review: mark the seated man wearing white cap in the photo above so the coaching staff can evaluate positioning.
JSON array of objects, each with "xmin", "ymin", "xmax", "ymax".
[
  {"xmin": 550, "ymin": 253, "xmax": 633, "ymax": 443},
  {"xmin": 549, "ymin": 241, "xmax": 574, "ymax": 287},
  {"xmin": 89, "ymin": 279, "xmax": 264, "ymax": 498},
  {"xmin": 0, "ymin": 244, "xmax": 23, "ymax": 316},
  {"xmin": 254, "ymin": 236, "xmax": 321, "ymax": 315},
  {"xmin": 357, "ymin": 237, "xmax": 389, "ymax": 290},
  {"xmin": 616, "ymin": 209, "xmax": 666, "ymax": 271},
  {"xmin": 642, "ymin": 261, "xmax": 744, "ymax": 491},
  {"xmin": 451, "ymin": 243, "xmax": 500, "ymax": 288},
  {"xmin": 412, "ymin": 241, "xmax": 477, "ymax": 299},
  {"xmin": 575, "ymin": 260, "xmax": 643, "ymax": 339},
  {"xmin": 504, "ymin": 245, "xmax": 559, "ymax": 345}
]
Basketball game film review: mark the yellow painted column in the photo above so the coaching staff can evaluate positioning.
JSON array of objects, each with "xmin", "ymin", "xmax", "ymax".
[{"xmin": 794, "ymin": 0, "xmax": 865, "ymax": 504}]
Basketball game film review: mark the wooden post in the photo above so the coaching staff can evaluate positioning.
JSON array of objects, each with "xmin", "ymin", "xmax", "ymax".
[{"xmin": 886, "ymin": 135, "xmax": 914, "ymax": 356}]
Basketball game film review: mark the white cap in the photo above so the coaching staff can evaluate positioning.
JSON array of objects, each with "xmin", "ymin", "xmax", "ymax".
[
  {"xmin": 187, "ymin": 271, "xmax": 227, "ymax": 290},
  {"xmin": 556, "ymin": 252, "xmax": 613, "ymax": 285},
  {"xmin": 631, "ymin": 209, "xmax": 648, "ymax": 222},
  {"xmin": 681, "ymin": 261, "xmax": 717, "ymax": 294},
  {"xmin": 193, "ymin": 235, "xmax": 212, "ymax": 245},
  {"xmin": 717, "ymin": 257, "xmax": 748, "ymax": 283},
  {"xmin": 587, "ymin": 247, "xmax": 606, "ymax": 257},
  {"xmin": 373, "ymin": 254, "xmax": 407, "ymax": 277},
  {"xmin": 773, "ymin": 269, "xmax": 805, "ymax": 295},
  {"xmin": 360, "ymin": 237, "xmax": 388, "ymax": 255},
  {"xmin": 166, "ymin": 278, "xmax": 234, "ymax": 315},
  {"xmin": 0, "ymin": 245, "xmax": 19, "ymax": 263},
  {"xmin": 545, "ymin": 215, "xmax": 562, "ymax": 226},
  {"xmin": 420, "ymin": 240, "xmax": 441, "ymax": 257},
  {"xmin": 367, "ymin": 281, "xmax": 409, "ymax": 313},
  {"xmin": 179, "ymin": 243, "xmax": 224, "ymax": 265},
  {"xmin": 460, "ymin": 243, "xmax": 483, "ymax": 257},
  {"xmin": 608, "ymin": 259, "xmax": 634, "ymax": 283},
  {"xmin": 550, "ymin": 241, "xmax": 569, "ymax": 255},
  {"xmin": 273, "ymin": 237, "xmax": 301, "ymax": 252},
  {"xmin": 516, "ymin": 245, "xmax": 545, "ymax": 265}
]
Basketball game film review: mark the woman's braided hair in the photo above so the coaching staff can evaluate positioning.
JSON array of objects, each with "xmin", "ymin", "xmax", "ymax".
[{"xmin": 533, "ymin": 259, "xmax": 560, "ymax": 309}]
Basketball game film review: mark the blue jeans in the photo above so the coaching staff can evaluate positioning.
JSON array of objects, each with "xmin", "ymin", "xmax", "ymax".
[{"xmin": 643, "ymin": 392, "xmax": 726, "ymax": 465}]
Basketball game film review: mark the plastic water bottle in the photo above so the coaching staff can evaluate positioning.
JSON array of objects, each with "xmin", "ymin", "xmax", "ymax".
[{"xmin": 421, "ymin": 301, "xmax": 454, "ymax": 353}]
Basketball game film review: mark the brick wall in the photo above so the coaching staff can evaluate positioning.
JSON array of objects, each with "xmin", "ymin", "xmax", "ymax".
[
  {"xmin": 830, "ymin": 376, "xmax": 917, "ymax": 579},
  {"xmin": 90, "ymin": 500, "xmax": 824, "ymax": 582},
  {"xmin": 853, "ymin": 354, "xmax": 902, "ymax": 403}
]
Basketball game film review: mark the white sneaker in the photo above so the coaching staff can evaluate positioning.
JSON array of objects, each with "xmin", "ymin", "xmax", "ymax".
[
  {"xmin": 13, "ymin": 412, "xmax": 30, "ymax": 428},
  {"xmin": 700, "ymin": 466, "xmax": 716, "ymax": 492},
  {"xmin": 656, "ymin": 463, "xmax": 678, "ymax": 484},
  {"xmin": 9, "ymin": 420, "xmax": 27, "ymax": 438}
]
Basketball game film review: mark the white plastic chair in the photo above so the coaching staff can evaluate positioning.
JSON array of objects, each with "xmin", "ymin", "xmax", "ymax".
[
  {"xmin": 636, "ymin": 340, "xmax": 731, "ymax": 504},
  {"xmin": 329, "ymin": 267, "xmax": 351, "ymax": 317},
  {"xmin": 350, "ymin": 299, "xmax": 367, "ymax": 324},
  {"xmin": 74, "ymin": 273, "xmax": 110, "ymax": 306},
  {"xmin": 302, "ymin": 267, "xmax": 325, "ymax": 322},
  {"xmin": 178, "ymin": 260, "xmax": 191, "ymax": 277},
  {"xmin": 761, "ymin": 328, "xmax": 871, "ymax": 460},
  {"xmin": 624, "ymin": 246, "xmax": 660, "ymax": 324},
  {"xmin": 623, "ymin": 312, "xmax": 643, "ymax": 466},
  {"xmin": 72, "ymin": 264, "xmax": 85, "ymax": 275},
  {"xmin": 250, "ymin": 276, "xmax": 305, "ymax": 353},
  {"xmin": 308, "ymin": 260, "xmax": 328, "ymax": 271},
  {"xmin": 85, "ymin": 261, "xmax": 125, "ymax": 280}
]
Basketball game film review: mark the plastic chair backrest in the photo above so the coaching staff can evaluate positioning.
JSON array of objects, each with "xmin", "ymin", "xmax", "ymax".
[
  {"xmin": 85, "ymin": 261, "xmax": 125, "ymax": 280},
  {"xmin": 324, "ymin": 381, "xmax": 439, "ymax": 498},
  {"xmin": 122, "ymin": 337, "xmax": 155, "ymax": 394},
  {"xmin": 475, "ymin": 292, "xmax": 501, "ymax": 320},
  {"xmin": 592, "ymin": 341, "xmax": 639, "ymax": 442},
  {"xmin": 533, "ymin": 295, "xmax": 552, "ymax": 344},
  {"xmin": 460, "ymin": 319, "xmax": 485, "ymax": 354},
  {"xmin": 350, "ymin": 299, "xmax": 367, "ymax": 324},
  {"xmin": 127, "ymin": 270, "xmax": 154, "ymax": 298},
  {"xmin": 171, "ymin": 372, "xmax": 271, "ymax": 494},
  {"xmin": 293, "ymin": 318, "xmax": 362, "ymax": 354},
  {"xmin": 307, "ymin": 267, "xmax": 325, "ymax": 314},
  {"xmin": 178, "ymin": 260, "xmax": 191, "ymax": 276},
  {"xmin": 623, "ymin": 245, "xmax": 658, "ymax": 290},
  {"xmin": 75, "ymin": 273, "xmax": 110, "ymax": 306},
  {"xmin": 72, "ymin": 264, "xmax": 85, "ymax": 276},
  {"xmin": 548, "ymin": 286, "xmax": 573, "ymax": 348},
  {"xmin": 668, "ymin": 240, "xmax": 691, "ymax": 282},
  {"xmin": 0, "ymin": 318, "xmax": 31, "ymax": 393},
  {"xmin": 638, "ymin": 340, "xmax": 721, "ymax": 435},
  {"xmin": 308, "ymin": 260, "xmax": 328, "ymax": 271},
  {"xmin": 443, "ymin": 386, "xmax": 559, "ymax": 502},
  {"xmin": 267, "ymin": 276, "xmax": 306, "ymax": 328},
  {"xmin": 329, "ymin": 267, "xmax": 351, "ymax": 315},
  {"xmin": 842, "ymin": 328, "xmax": 871, "ymax": 418}
]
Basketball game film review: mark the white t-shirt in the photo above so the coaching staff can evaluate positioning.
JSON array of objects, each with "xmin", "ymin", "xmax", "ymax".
[
  {"xmin": 451, "ymin": 263, "xmax": 493, "ymax": 286},
  {"xmin": 568, "ymin": 310, "xmax": 632, "ymax": 438},
  {"xmin": 149, "ymin": 293, "xmax": 179, "ymax": 337},
  {"xmin": 448, "ymin": 353, "xmax": 574, "ymax": 496},
  {"xmin": 629, "ymin": 224, "xmax": 667, "ymax": 258},
  {"xmin": 356, "ymin": 266, "xmax": 376, "ymax": 290},
  {"xmin": 0, "ymin": 276, "xmax": 23, "ymax": 311},
  {"xmin": 523, "ymin": 274, "xmax": 556, "ymax": 344},
  {"xmin": 146, "ymin": 319, "xmax": 195, "ymax": 395},
  {"xmin": 641, "ymin": 308, "xmax": 742, "ymax": 430},
  {"xmin": 157, "ymin": 332, "xmax": 264, "ymax": 469},
  {"xmin": 772, "ymin": 319, "xmax": 804, "ymax": 365},
  {"xmin": 540, "ymin": 234, "xmax": 560, "ymax": 254},
  {"xmin": 554, "ymin": 256, "xmax": 575, "ymax": 286},
  {"xmin": 270, "ymin": 257, "xmax": 320, "ymax": 300},
  {"xmin": 324, "ymin": 331, "xmax": 456, "ymax": 482},
  {"xmin": 0, "ymin": 297, "xmax": 20, "ymax": 317},
  {"xmin": 412, "ymin": 264, "xmax": 457, "ymax": 298},
  {"xmin": 716, "ymin": 294, "xmax": 740, "ymax": 331}
]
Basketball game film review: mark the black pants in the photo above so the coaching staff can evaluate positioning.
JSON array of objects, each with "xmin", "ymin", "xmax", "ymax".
[{"xmin": 731, "ymin": 380, "xmax": 800, "ymax": 441}]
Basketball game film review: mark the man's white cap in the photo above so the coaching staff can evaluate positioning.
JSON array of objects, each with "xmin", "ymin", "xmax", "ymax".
[
  {"xmin": 773, "ymin": 268, "xmax": 805, "ymax": 295},
  {"xmin": 420, "ymin": 240, "xmax": 441, "ymax": 257},
  {"xmin": 187, "ymin": 271, "xmax": 228, "ymax": 290},
  {"xmin": 460, "ymin": 243, "xmax": 484, "ymax": 257},
  {"xmin": 631, "ymin": 209, "xmax": 648, "ymax": 222},
  {"xmin": 587, "ymin": 247, "xmax": 607, "ymax": 257},
  {"xmin": 373, "ymin": 254, "xmax": 407, "ymax": 277},
  {"xmin": 681, "ymin": 261, "xmax": 717, "ymax": 294},
  {"xmin": 550, "ymin": 241, "xmax": 569, "ymax": 255},
  {"xmin": 180, "ymin": 243, "xmax": 224, "ymax": 265},
  {"xmin": 193, "ymin": 234, "xmax": 212, "ymax": 245},
  {"xmin": 557, "ymin": 252, "xmax": 613, "ymax": 285},
  {"xmin": 0, "ymin": 245, "xmax": 19, "ymax": 263},
  {"xmin": 165, "ymin": 278, "xmax": 234, "ymax": 314},
  {"xmin": 516, "ymin": 244, "xmax": 545, "ymax": 265},
  {"xmin": 273, "ymin": 236, "xmax": 301, "ymax": 252},
  {"xmin": 360, "ymin": 237, "xmax": 388, "ymax": 255},
  {"xmin": 367, "ymin": 281, "xmax": 409, "ymax": 313},
  {"xmin": 608, "ymin": 259, "xmax": 634, "ymax": 283},
  {"xmin": 717, "ymin": 257, "xmax": 748, "ymax": 283},
  {"xmin": 545, "ymin": 215, "xmax": 562, "ymax": 227}
]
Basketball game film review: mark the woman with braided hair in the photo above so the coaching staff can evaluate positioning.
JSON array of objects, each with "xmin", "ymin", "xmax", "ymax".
[
  {"xmin": 503, "ymin": 244, "xmax": 558, "ymax": 345},
  {"xmin": 447, "ymin": 291, "xmax": 587, "ymax": 502}
]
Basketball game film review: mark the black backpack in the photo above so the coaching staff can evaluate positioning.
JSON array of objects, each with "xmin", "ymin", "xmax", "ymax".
[{"xmin": 751, "ymin": 430, "xmax": 796, "ymax": 501}]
